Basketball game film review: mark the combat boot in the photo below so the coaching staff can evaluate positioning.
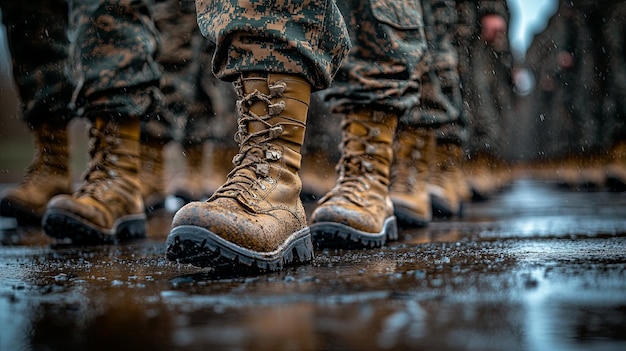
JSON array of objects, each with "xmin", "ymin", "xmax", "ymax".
[
  {"xmin": 429, "ymin": 141, "xmax": 468, "ymax": 218},
  {"xmin": 606, "ymin": 140, "xmax": 626, "ymax": 192},
  {"xmin": 389, "ymin": 126, "xmax": 434, "ymax": 227},
  {"xmin": 166, "ymin": 73, "xmax": 314, "ymax": 271},
  {"xmin": 140, "ymin": 139, "xmax": 167, "ymax": 214},
  {"xmin": 43, "ymin": 116, "xmax": 146, "ymax": 243},
  {"xmin": 0, "ymin": 123, "xmax": 72, "ymax": 224},
  {"xmin": 309, "ymin": 110, "xmax": 398, "ymax": 249}
]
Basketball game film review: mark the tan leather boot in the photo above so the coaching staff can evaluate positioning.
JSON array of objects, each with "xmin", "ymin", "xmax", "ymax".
[
  {"xmin": 166, "ymin": 73, "xmax": 314, "ymax": 271},
  {"xmin": 43, "ymin": 116, "xmax": 146, "ymax": 243},
  {"xmin": 309, "ymin": 110, "xmax": 398, "ymax": 249},
  {"xmin": 606, "ymin": 140, "xmax": 626, "ymax": 192},
  {"xmin": 140, "ymin": 140, "xmax": 167, "ymax": 214},
  {"xmin": 389, "ymin": 126, "xmax": 434, "ymax": 227},
  {"xmin": 0, "ymin": 123, "xmax": 72, "ymax": 224},
  {"xmin": 429, "ymin": 141, "xmax": 467, "ymax": 218}
]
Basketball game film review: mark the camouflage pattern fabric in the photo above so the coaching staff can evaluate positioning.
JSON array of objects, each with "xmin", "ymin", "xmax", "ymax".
[
  {"xmin": 0, "ymin": 0, "xmax": 161, "ymax": 127},
  {"xmin": 0, "ymin": 0, "xmax": 73, "ymax": 127},
  {"xmin": 403, "ymin": 0, "xmax": 464, "ymax": 133},
  {"xmin": 151, "ymin": 0, "xmax": 237, "ymax": 145},
  {"xmin": 324, "ymin": 0, "xmax": 427, "ymax": 115},
  {"xmin": 195, "ymin": 0, "xmax": 351, "ymax": 92},
  {"xmin": 69, "ymin": 0, "xmax": 161, "ymax": 120}
]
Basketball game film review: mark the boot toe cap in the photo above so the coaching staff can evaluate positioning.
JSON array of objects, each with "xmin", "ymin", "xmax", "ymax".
[
  {"xmin": 311, "ymin": 203, "xmax": 385, "ymax": 233},
  {"xmin": 46, "ymin": 194, "xmax": 112, "ymax": 229},
  {"xmin": 172, "ymin": 200, "xmax": 306, "ymax": 253}
]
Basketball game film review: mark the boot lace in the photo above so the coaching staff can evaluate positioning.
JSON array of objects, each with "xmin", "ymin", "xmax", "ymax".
[
  {"xmin": 209, "ymin": 79, "xmax": 288, "ymax": 206},
  {"xmin": 390, "ymin": 154, "xmax": 418, "ymax": 194},
  {"xmin": 21, "ymin": 132, "xmax": 67, "ymax": 185},
  {"xmin": 318, "ymin": 119, "xmax": 384, "ymax": 206},
  {"xmin": 430, "ymin": 145, "xmax": 456, "ymax": 188},
  {"xmin": 75, "ymin": 124, "xmax": 133, "ymax": 202},
  {"xmin": 390, "ymin": 135, "xmax": 425, "ymax": 193},
  {"xmin": 22, "ymin": 152, "xmax": 54, "ymax": 185}
]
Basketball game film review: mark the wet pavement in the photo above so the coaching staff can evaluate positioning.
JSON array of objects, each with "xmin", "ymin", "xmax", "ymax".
[{"xmin": 0, "ymin": 178, "xmax": 625, "ymax": 351}]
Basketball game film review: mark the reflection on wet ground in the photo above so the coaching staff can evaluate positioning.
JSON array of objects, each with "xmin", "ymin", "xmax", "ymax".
[{"xmin": 1, "ymin": 179, "xmax": 625, "ymax": 351}]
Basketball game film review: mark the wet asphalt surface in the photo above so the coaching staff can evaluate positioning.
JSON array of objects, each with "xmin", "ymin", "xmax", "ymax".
[{"xmin": 0, "ymin": 178, "xmax": 625, "ymax": 351}]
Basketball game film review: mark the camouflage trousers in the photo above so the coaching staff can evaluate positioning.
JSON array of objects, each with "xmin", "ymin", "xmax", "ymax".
[
  {"xmin": 325, "ymin": 0, "xmax": 427, "ymax": 115},
  {"xmin": 195, "ymin": 0, "xmax": 351, "ymax": 92},
  {"xmin": 0, "ymin": 0, "xmax": 161, "ymax": 127},
  {"xmin": 404, "ymin": 0, "xmax": 466, "ymax": 138},
  {"xmin": 196, "ymin": 0, "xmax": 432, "ymax": 117},
  {"xmin": 152, "ymin": 0, "xmax": 237, "ymax": 146}
]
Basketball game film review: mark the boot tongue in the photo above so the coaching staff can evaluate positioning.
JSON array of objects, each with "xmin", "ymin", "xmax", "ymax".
[
  {"xmin": 344, "ymin": 121, "xmax": 369, "ymax": 154},
  {"xmin": 235, "ymin": 76, "xmax": 308, "ymax": 173},
  {"xmin": 232, "ymin": 146, "xmax": 268, "ymax": 177},
  {"xmin": 241, "ymin": 74, "xmax": 308, "ymax": 149},
  {"xmin": 341, "ymin": 113, "xmax": 396, "ymax": 180}
]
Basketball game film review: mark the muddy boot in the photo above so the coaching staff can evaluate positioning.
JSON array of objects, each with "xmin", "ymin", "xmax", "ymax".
[
  {"xmin": 0, "ymin": 123, "xmax": 72, "ymax": 224},
  {"xmin": 429, "ymin": 141, "xmax": 466, "ymax": 218},
  {"xmin": 389, "ymin": 126, "xmax": 434, "ymax": 227},
  {"xmin": 140, "ymin": 140, "xmax": 167, "ymax": 214},
  {"xmin": 43, "ymin": 116, "xmax": 146, "ymax": 244},
  {"xmin": 309, "ymin": 110, "xmax": 398, "ymax": 249},
  {"xmin": 168, "ymin": 142, "xmax": 208, "ymax": 203},
  {"xmin": 166, "ymin": 73, "xmax": 314, "ymax": 271},
  {"xmin": 606, "ymin": 140, "xmax": 626, "ymax": 192}
]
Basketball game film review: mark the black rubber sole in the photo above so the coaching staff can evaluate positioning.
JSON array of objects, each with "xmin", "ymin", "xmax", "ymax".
[
  {"xmin": 42, "ymin": 209, "xmax": 146, "ymax": 245},
  {"xmin": 144, "ymin": 198, "xmax": 167, "ymax": 217},
  {"xmin": 165, "ymin": 225, "xmax": 314, "ymax": 272},
  {"xmin": 393, "ymin": 205, "xmax": 430, "ymax": 228},
  {"xmin": 310, "ymin": 216, "xmax": 398, "ymax": 250},
  {"xmin": 431, "ymin": 195, "xmax": 463, "ymax": 218}
]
